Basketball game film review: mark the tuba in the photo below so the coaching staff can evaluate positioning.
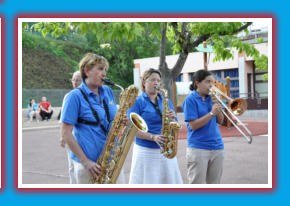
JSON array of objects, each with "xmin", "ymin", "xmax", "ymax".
[
  {"xmin": 157, "ymin": 88, "xmax": 181, "ymax": 159},
  {"xmin": 93, "ymin": 79, "xmax": 148, "ymax": 184}
]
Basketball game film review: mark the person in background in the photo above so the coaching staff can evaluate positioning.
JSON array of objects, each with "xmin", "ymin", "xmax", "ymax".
[
  {"xmin": 58, "ymin": 71, "xmax": 82, "ymax": 120},
  {"xmin": 59, "ymin": 71, "xmax": 82, "ymax": 184},
  {"xmin": 27, "ymin": 98, "xmax": 39, "ymax": 122},
  {"xmin": 39, "ymin": 96, "xmax": 54, "ymax": 121},
  {"xmin": 182, "ymin": 69, "xmax": 224, "ymax": 184}
]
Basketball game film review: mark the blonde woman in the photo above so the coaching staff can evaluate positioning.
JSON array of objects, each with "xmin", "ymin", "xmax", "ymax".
[{"xmin": 128, "ymin": 68, "xmax": 183, "ymax": 184}]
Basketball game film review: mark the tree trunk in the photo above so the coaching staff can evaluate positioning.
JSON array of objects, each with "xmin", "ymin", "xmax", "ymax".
[{"xmin": 158, "ymin": 22, "xmax": 188, "ymax": 104}]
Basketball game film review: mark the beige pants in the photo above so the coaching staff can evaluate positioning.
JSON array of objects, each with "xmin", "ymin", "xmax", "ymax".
[{"xmin": 186, "ymin": 148, "xmax": 224, "ymax": 184}]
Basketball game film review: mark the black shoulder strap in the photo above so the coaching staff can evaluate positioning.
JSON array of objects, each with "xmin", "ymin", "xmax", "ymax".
[
  {"xmin": 103, "ymin": 99, "xmax": 110, "ymax": 123},
  {"xmin": 77, "ymin": 88, "xmax": 110, "ymax": 134},
  {"xmin": 78, "ymin": 88, "xmax": 100, "ymax": 124},
  {"xmin": 149, "ymin": 96, "xmax": 162, "ymax": 118}
]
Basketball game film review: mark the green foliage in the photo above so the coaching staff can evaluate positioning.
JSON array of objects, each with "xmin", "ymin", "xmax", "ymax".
[
  {"xmin": 22, "ymin": 31, "xmax": 37, "ymax": 49},
  {"xmin": 188, "ymin": 22, "xmax": 243, "ymax": 36},
  {"xmin": 32, "ymin": 22, "xmax": 70, "ymax": 38},
  {"xmin": 23, "ymin": 23, "xmax": 164, "ymax": 89},
  {"xmin": 257, "ymin": 37, "xmax": 264, "ymax": 43},
  {"xmin": 210, "ymin": 31, "xmax": 268, "ymax": 81},
  {"xmin": 22, "ymin": 32, "xmax": 85, "ymax": 89},
  {"xmin": 25, "ymin": 21, "xmax": 269, "ymax": 86},
  {"xmin": 254, "ymin": 54, "xmax": 268, "ymax": 80}
]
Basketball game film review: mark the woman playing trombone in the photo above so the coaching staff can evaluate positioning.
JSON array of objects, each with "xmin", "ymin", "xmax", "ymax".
[{"xmin": 182, "ymin": 69, "xmax": 224, "ymax": 184}]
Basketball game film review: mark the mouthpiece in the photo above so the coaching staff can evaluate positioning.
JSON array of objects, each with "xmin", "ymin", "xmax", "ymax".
[
  {"xmin": 102, "ymin": 78, "xmax": 124, "ymax": 91},
  {"xmin": 102, "ymin": 78, "xmax": 116, "ymax": 86},
  {"xmin": 155, "ymin": 87, "xmax": 160, "ymax": 91}
]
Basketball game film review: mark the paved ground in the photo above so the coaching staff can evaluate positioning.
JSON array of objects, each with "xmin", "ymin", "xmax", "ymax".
[{"xmin": 21, "ymin": 112, "xmax": 269, "ymax": 185}]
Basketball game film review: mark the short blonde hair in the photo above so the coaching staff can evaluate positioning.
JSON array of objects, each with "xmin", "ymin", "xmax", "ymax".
[
  {"xmin": 79, "ymin": 53, "xmax": 109, "ymax": 80},
  {"xmin": 140, "ymin": 68, "xmax": 162, "ymax": 92}
]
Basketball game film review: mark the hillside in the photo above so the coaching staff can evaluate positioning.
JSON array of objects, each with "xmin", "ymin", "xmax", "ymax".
[
  {"xmin": 22, "ymin": 32, "xmax": 87, "ymax": 89},
  {"xmin": 22, "ymin": 47, "xmax": 75, "ymax": 89}
]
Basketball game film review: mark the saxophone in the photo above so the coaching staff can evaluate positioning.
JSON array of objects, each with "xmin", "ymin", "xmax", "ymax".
[
  {"xmin": 157, "ymin": 88, "xmax": 181, "ymax": 159},
  {"xmin": 93, "ymin": 79, "xmax": 148, "ymax": 184}
]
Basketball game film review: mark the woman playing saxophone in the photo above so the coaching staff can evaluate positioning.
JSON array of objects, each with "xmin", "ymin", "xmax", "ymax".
[
  {"xmin": 127, "ymin": 68, "xmax": 183, "ymax": 184},
  {"xmin": 60, "ymin": 53, "xmax": 128, "ymax": 184}
]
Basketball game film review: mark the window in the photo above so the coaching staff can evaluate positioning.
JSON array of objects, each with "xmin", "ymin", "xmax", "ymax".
[
  {"xmin": 176, "ymin": 74, "xmax": 183, "ymax": 82},
  {"xmin": 224, "ymin": 69, "xmax": 239, "ymax": 78}
]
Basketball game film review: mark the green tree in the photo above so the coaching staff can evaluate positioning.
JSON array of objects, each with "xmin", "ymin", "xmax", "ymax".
[{"xmin": 27, "ymin": 22, "xmax": 268, "ymax": 101}]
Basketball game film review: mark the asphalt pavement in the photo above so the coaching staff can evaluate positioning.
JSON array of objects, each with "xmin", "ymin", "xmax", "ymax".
[{"xmin": 21, "ymin": 125, "xmax": 269, "ymax": 185}]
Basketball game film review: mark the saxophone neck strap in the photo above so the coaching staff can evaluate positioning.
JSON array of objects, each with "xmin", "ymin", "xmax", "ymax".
[
  {"xmin": 149, "ymin": 96, "xmax": 162, "ymax": 118},
  {"xmin": 77, "ymin": 88, "xmax": 110, "ymax": 135}
]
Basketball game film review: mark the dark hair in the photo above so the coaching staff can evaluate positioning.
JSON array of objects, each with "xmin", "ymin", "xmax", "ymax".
[
  {"xmin": 141, "ymin": 68, "xmax": 162, "ymax": 92},
  {"xmin": 28, "ymin": 98, "xmax": 34, "ymax": 107},
  {"xmin": 189, "ymin": 70, "xmax": 212, "ymax": 91}
]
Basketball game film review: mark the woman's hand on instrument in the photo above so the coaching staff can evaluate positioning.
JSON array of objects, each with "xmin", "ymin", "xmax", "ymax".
[
  {"xmin": 211, "ymin": 103, "xmax": 222, "ymax": 116},
  {"xmin": 152, "ymin": 134, "xmax": 166, "ymax": 148},
  {"xmin": 121, "ymin": 114, "xmax": 129, "ymax": 126},
  {"xmin": 81, "ymin": 159, "xmax": 101, "ymax": 179},
  {"xmin": 211, "ymin": 95, "xmax": 219, "ymax": 104},
  {"xmin": 168, "ymin": 109, "xmax": 176, "ymax": 120}
]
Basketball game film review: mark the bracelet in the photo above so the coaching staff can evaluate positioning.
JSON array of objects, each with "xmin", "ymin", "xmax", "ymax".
[
  {"xmin": 149, "ymin": 134, "xmax": 154, "ymax": 139},
  {"xmin": 209, "ymin": 112, "xmax": 215, "ymax": 117}
]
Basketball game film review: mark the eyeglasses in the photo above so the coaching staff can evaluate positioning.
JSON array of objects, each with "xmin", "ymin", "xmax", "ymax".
[
  {"xmin": 72, "ymin": 79, "xmax": 82, "ymax": 83},
  {"xmin": 146, "ymin": 78, "xmax": 161, "ymax": 83}
]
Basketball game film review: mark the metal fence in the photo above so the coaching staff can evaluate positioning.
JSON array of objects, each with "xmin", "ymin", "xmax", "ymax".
[{"xmin": 22, "ymin": 89, "xmax": 122, "ymax": 108}]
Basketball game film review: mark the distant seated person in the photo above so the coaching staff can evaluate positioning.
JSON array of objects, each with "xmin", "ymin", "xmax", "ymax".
[
  {"xmin": 27, "ymin": 98, "xmax": 39, "ymax": 122},
  {"xmin": 39, "ymin": 96, "xmax": 53, "ymax": 121}
]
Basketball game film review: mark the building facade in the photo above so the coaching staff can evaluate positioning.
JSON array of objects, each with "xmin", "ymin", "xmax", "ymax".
[{"xmin": 133, "ymin": 29, "xmax": 268, "ymax": 110}]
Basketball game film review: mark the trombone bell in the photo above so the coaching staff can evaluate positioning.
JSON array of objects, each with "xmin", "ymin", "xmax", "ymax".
[
  {"xmin": 229, "ymin": 98, "xmax": 248, "ymax": 116},
  {"xmin": 210, "ymin": 85, "xmax": 252, "ymax": 144}
]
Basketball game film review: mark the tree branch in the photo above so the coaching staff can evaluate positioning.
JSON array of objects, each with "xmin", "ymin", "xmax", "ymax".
[{"xmin": 171, "ymin": 53, "xmax": 189, "ymax": 78}]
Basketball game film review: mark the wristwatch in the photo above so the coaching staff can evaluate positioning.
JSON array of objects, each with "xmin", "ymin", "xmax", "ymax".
[
  {"xmin": 209, "ymin": 112, "xmax": 215, "ymax": 117},
  {"xmin": 149, "ymin": 134, "xmax": 154, "ymax": 139}
]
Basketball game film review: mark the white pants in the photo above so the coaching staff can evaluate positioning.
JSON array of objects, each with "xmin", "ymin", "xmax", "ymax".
[
  {"xmin": 66, "ymin": 148, "xmax": 77, "ymax": 184},
  {"xmin": 186, "ymin": 148, "xmax": 224, "ymax": 184},
  {"xmin": 72, "ymin": 160, "xmax": 126, "ymax": 184},
  {"xmin": 129, "ymin": 144, "xmax": 183, "ymax": 184}
]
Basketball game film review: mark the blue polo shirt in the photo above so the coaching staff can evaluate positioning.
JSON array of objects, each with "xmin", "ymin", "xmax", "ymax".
[
  {"xmin": 182, "ymin": 90, "xmax": 224, "ymax": 150},
  {"xmin": 61, "ymin": 82, "xmax": 117, "ymax": 162},
  {"xmin": 27, "ymin": 103, "xmax": 38, "ymax": 117},
  {"xmin": 128, "ymin": 92, "xmax": 175, "ymax": 149}
]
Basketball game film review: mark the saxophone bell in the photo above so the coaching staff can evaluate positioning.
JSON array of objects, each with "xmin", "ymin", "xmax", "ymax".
[{"xmin": 93, "ymin": 84, "xmax": 147, "ymax": 184}]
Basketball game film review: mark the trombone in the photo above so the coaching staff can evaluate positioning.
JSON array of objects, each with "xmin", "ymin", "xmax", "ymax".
[{"xmin": 210, "ymin": 85, "xmax": 253, "ymax": 144}]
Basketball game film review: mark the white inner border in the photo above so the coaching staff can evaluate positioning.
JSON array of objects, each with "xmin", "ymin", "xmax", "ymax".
[{"xmin": 18, "ymin": 17, "xmax": 273, "ymax": 189}]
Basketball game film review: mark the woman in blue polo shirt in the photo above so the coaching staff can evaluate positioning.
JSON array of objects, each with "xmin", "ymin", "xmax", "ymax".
[
  {"xmin": 27, "ymin": 98, "xmax": 39, "ymax": 122},
  {"xmin": 182, "ymin": 69, "xmax": 224, "ymax": 184},
  {"xmin": 128, "ymin": 68, "xmax": 183, "ymax": 184},
  {"xmin": 60, "ymin": 53, "xmax": 125, "ymax": 184}
]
